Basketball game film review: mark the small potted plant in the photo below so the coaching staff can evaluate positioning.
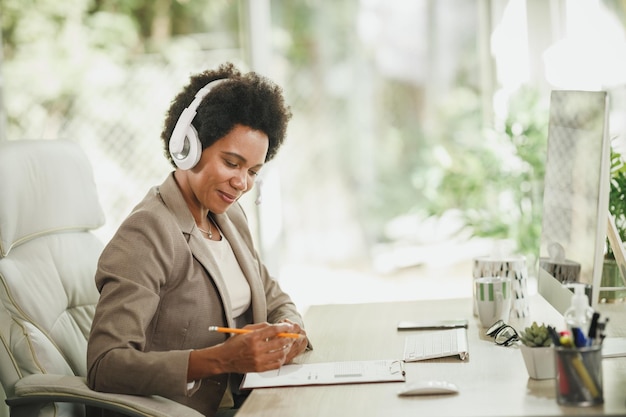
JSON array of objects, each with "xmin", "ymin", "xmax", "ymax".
[{"xmin": 519, "ymin": 322, "xmax": 555, "ymax": 379}]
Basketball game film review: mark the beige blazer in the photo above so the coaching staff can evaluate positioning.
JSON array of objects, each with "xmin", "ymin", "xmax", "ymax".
[{"xmin": 87, "ymin": 173, "xmax": 305, "ymax": 416}]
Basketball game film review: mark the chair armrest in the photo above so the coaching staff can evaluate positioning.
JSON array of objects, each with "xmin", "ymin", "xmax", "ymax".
[{"xmin": 6, "ymin": 374, "xmax": 203, "ymax": 417}]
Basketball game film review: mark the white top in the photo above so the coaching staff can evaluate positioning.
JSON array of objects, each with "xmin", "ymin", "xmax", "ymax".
[{"xmin": 205, "ymin": 237, "xmax": 251, "ymax": 319}]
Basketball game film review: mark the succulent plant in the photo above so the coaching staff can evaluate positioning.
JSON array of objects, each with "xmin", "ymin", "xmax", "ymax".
[{"xmin": 519, "ymin": 321, "xmax": 552, "ymax": 347}]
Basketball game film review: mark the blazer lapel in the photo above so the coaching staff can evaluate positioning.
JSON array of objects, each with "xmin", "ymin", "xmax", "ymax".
[
  {"xmin": 157, "ymin": 174, "xmax": 237, "ymax": 327},
  {"xmin": 188, "ymin": 231, "xmax": 238, "ymax": 327}
]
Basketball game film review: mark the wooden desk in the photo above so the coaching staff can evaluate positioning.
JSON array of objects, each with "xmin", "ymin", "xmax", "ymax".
[{"xmin": 236, "ymin": 296, "xmax": 626, "ymax": 417}]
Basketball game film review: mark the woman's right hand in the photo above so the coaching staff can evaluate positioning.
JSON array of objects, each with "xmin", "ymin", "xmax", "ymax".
[{"xmin": 187, "ymin": 322, "xmax": 296, "ymax": 381}]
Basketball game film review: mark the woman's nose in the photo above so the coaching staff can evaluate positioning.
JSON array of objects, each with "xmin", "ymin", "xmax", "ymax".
[{"xmin": 231, "ymin": 171, "xmax": 248, "ymax": 191}]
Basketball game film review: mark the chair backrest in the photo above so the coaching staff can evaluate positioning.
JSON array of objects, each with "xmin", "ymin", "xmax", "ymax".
[{"xmin": 0, "ymin": 140, "xmax": 105, "ymax": 410}]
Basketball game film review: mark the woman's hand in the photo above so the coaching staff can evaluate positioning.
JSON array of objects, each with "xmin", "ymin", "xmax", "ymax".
[
  {"xmin": 188, "ymin": 322, "xmax": 300, "ymax": 380},
  {"xmin": 278, "ymin": 319, "xmax": 309, "ymax": 363}
]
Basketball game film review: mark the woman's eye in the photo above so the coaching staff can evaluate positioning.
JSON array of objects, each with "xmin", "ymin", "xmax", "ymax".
[{"xmin": 225, "ymin": 160, "xmax": 237, "ymax": 168}]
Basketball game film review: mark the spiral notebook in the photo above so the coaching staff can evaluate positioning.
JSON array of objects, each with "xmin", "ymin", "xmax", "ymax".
[{"xmin": 403, "ymin": 328, "xmax": 469, "ymax": 362}]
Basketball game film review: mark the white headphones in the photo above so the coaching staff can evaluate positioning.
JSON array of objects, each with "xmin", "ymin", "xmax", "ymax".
[{"xmin": 169, "ymin": 79, "xmax": 227, "ymax": 170}]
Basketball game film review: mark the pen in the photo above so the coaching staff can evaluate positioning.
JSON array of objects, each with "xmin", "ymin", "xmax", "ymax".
[
  {"xmin": 547, "ymin": 325, "xmax": 561, "ymax": 346},
  {"xmin": 569, "ymin": 354, "xmax": 600, "ymax": 399},
  {"xmin": 597, "ymin": 318, "xmax": 609, "ymax": 344},
  {"xmin": 559, "ymin": 331, "xmax": 573, "ymax": 348},
  {"xmin": 572, "ymin": 327, "xmax": 588, "ymax": 348},
  {"xmin": 555, "ymin": 355, "xmax": 570, "ymax": 395},
  {"xmin": 208, "ymin": 326, "xmax": 304, "ymax": 339},
  {"xmin": 587, "ymin": 312, "xmax": 600, "ymax": 346}
]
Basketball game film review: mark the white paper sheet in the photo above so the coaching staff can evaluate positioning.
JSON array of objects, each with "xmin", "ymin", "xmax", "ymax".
[{"xmin": 241, "ymin": 359, "xmax": 405, "ymax": 389}]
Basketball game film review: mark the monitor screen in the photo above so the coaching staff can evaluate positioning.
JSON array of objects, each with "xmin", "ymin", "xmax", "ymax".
[{"xmin": 537, "ymin": 90, "xmax": 610, "ymax": 313}]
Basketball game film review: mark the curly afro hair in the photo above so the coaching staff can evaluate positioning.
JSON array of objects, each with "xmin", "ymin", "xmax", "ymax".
[{"xmin": 161, "ymin": 62, "xmax": 292, "ymax": 168}]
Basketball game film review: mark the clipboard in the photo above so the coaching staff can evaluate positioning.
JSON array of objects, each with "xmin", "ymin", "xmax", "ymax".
[{"xmin": 240, "ymin": 359, "xmax": 405, "ymax": 389}]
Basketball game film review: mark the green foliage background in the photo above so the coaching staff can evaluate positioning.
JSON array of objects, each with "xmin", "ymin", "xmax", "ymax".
[{"xmin": 0, "ymin": 0, "xmax": 558, "ymax": 266}]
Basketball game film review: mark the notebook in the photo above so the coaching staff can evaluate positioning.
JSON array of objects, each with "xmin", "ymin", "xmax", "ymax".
[{"xmin": 403, "ymin": 327, "xmax": 469, "ymax": 362}]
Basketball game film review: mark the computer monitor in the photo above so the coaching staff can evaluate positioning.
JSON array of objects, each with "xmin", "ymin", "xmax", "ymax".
[{"xmin": 537, "ymin": 90, "xmax": 610, "ymax": 314}]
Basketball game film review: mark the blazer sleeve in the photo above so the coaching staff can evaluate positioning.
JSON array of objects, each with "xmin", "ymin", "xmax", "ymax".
[{"xmin": 86, "ymin": 204, "xmax": 216, "ymax": 399}]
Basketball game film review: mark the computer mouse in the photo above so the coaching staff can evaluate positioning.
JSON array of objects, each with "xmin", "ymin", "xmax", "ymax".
[{"xmin": 397, "ymin": 380, "xmax": 459, "ymax": 396}]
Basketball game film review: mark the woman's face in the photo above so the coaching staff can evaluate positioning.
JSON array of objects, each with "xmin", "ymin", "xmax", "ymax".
[{"xmin": 183, "ymin": 124, "xmax": 269, "ymax": 215}]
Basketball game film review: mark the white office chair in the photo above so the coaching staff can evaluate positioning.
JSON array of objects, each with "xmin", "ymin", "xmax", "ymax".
[{"xmin": 0, "ymin": 140, "xmax": 202, "ymax": 417}]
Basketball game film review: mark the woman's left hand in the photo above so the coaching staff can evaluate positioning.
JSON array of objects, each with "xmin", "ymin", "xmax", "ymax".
[{"xmin": 279, "ymin": 319, "xmax": 309, "ymax": 362}]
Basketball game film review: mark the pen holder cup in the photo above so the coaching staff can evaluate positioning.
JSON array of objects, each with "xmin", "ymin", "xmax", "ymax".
[{"xmin": 555, "ymin": 344, "xmax": 603, "ymax": 407}]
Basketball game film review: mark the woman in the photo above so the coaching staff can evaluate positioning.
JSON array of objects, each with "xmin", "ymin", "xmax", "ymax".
[{"xmin": 87, "ymin": 62, "xmax": 310, "ymax": 417}]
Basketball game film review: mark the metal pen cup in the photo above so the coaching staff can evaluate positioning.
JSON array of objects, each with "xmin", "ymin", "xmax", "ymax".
[{"xmin": 554, "ymin": 344, "xmax": 603, "ymax": 407}]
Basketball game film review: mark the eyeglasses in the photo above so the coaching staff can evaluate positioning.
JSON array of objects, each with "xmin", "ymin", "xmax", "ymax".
[{"xmin": 486, "ymin": 320, "xmax": 519, "ymax": 346}]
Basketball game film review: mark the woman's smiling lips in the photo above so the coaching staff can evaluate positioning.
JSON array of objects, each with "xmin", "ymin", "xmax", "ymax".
[{"xmin": 219, "ymin": 190, "xmax": 239, "ymax": 204}]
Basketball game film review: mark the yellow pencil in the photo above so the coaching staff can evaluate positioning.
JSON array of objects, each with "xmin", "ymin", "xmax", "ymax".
[
  {"xmin": 208, "ymin": 326, "xmax": 303, "ymax": 339},
  {"xmin": 570, "ymin": 355, "xmax": 600, "ymax": 399}
]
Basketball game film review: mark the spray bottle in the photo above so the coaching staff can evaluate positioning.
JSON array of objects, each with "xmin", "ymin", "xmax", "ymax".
[{"xmin": 563, "ymin": 283, "xmax": 594, "ymax": 344}]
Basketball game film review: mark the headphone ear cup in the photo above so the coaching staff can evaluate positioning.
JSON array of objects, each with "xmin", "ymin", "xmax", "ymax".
[
  {"xmin": 169, "ymin": 78, "xmax": 227, "ymax": 170},
  {"xmin": 171, "ymin": 125, "xmax": 202, "ymax": 170},
  {"xmin": 169, "ymin": 107, "xmax": 202, "ymax": 170},
  {"xmin": 169, "ymin": 106, "xmax": 198, "ymax": 169},
  {"xmin": 184, "ymin": 125, "xmax": 202, "ymax": 169}
]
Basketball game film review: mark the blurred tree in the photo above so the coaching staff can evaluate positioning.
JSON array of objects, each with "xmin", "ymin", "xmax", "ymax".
[
  {"xmin": 432, "ymin": 86, "xmax": 549, "ymax": 260},
  {"xmin": 0, "ymin": 0, "xmax": 553, "ymax": 270},
  {"xmin": 0, "ymin": 0, "xmax": 240, "ymax": 139},
  {"xmin": 0, "ymin": 0, "xmax": 242, "ymax": 240}
]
